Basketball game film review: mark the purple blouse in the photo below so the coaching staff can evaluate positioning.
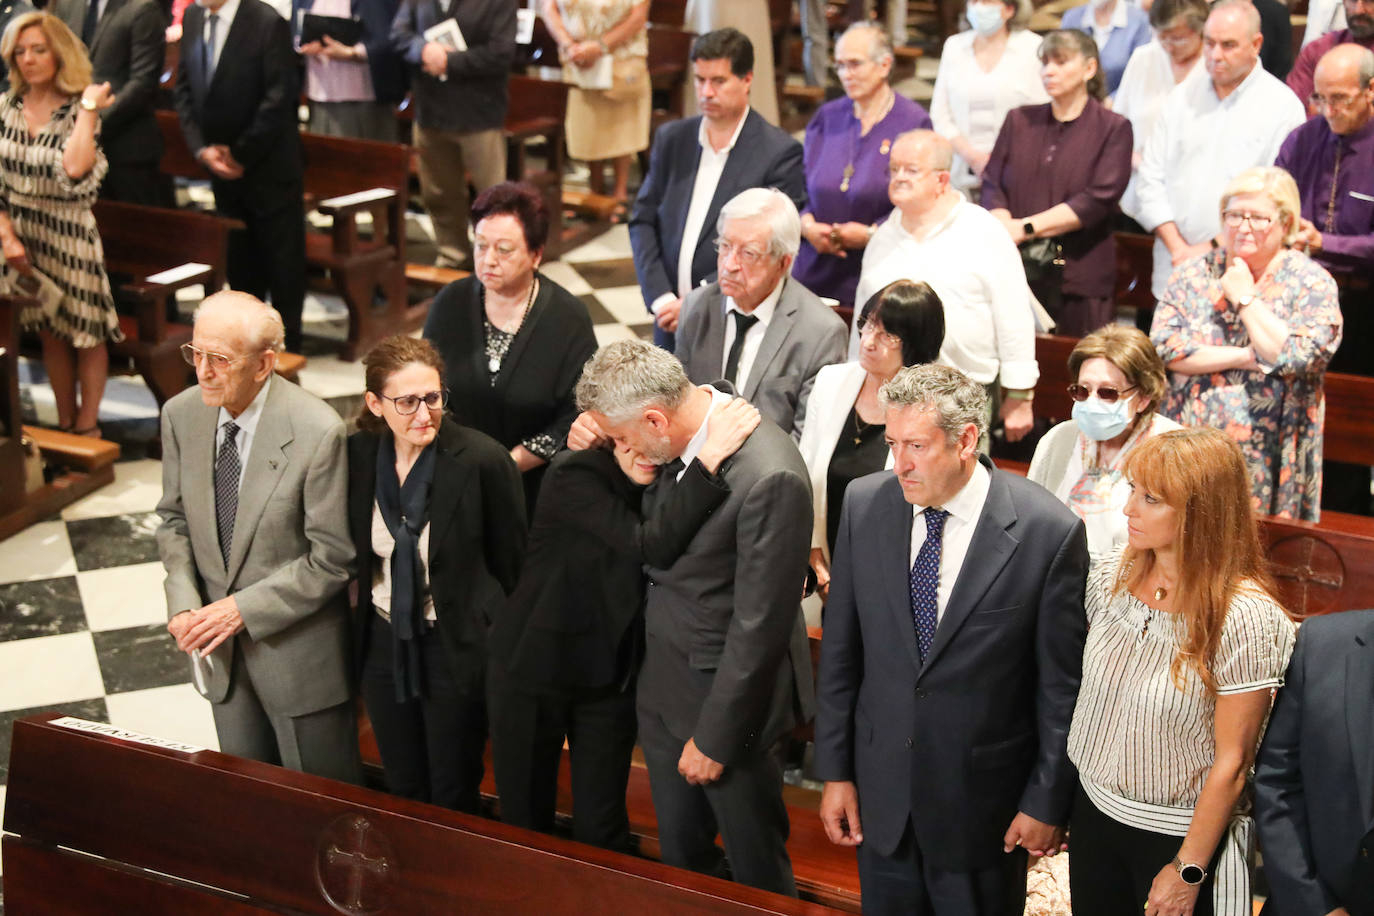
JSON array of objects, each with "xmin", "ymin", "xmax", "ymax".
[
  {"xmin": 980, "ymin": 99, "xmax": 1133, "ymax": 299},
  {"xmin": 793, "ymin": 93, "xmax": 932, "ymax": 308}
]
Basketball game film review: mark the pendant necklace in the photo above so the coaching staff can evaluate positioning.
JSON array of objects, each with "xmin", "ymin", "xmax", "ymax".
[
  {"xmin": 841, "ymin": 87, "xmax": 894, "ymax": 193},
  {"xmin": 852, "ymin": 411, "xmax": 869, "ymax": 445},
  {"xmin": 487, "ymin": 278, "xmax": 538, "ymax": 374}
]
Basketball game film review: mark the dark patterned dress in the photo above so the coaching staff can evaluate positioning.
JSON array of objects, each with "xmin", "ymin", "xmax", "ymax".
[
  {"xmin": 1150, "ymin": 247, "xmax": 1341, "ymax": 521},
  {"xmin": 1, "ymin": 93, "xmax": 119, "ymax": 347}
]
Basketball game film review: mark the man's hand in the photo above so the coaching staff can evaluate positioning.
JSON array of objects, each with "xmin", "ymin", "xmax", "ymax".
[
  {"xmin": 1002, "ymin": 811, "xmax": 1064, "ymax": 857},
  {"xmin": 678, "ymin": 737, "xmax": 724, "ymax": 785},
  {"xmin": 1169, "ymin": 240, "xmax": 1213, "ymax": 266},
  {"xmin": 167, "ymin": 609, "xmax": 194, "ymax": 643},
  {"xmin": 298, "ymin": 39, "xmax": 325, "ymax": 56},
  {"xmin": 834, "ymin": 221, "xmax": 874, "ymax": 250},
  {"xmin": 199, "ymin": 144, "xmax": 243, "ymax": 180},
  {"xmin": 809, "ymin": 547, "xmax": 830, "ymax": 599},
  {"xmin": 565, "ymin": 411, "xmax": 607, "ymax": 451},
  {"xmin": 319, "ymin": 35, "xmax": 358, "ymax": 60},
  {"xmin": 174, "ymin": 595, "xmax": 245, "ymax": 656},
  {"xmin": 999, "ymin": 396, "xmax": 1033, "ymax": 442},
  {"xmin": 819, "ymin": 780, "xmax": 864, "ymax": 846},
  {"xmin": 420, "ymin": 41, "xmax": 449, "ymax": 77},
  {"xmin": 655, "ymin": 297, "xmax": 683, "ymax": 332},
  {"xmin": 1294, "ymin": 217, "xmax": 1323, "ymax": 253}
]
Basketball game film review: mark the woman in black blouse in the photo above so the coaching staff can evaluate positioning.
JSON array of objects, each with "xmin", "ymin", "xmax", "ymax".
[{"xmin": 423, "ymin": 182, "xmax": 598, "ymax": 513}]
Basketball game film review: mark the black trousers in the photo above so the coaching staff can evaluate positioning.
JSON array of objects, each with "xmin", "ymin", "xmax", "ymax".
[
  {"xmin": 487, "ymin": 659, "xmax": 638, "ymax": 851},
  {"xmin": 1069, "ymin": 782, "xmax": 1219, "ymax": 914},
  {"xmin": 360, "ymin": 614, "xmax": 487, "ymax": 813},
  {"xmin": 637, "ymin": 707, "xmax": 796, "ymax": 897},
  {"xmin": 211, "ymin": 175, "xmax": 306, "ymax": 353},
  {"xmin": 100, "ymin": 160, "xmax": 175, "ymax": 208},
  {"xmin": 1323, "ymin": 280, "xmax": 1374, "ymax": 516}
]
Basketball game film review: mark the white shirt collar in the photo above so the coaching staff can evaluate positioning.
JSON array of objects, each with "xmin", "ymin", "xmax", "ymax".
[
  {"xmin": 1212, "ymin": 60, "xmax": 1264, "ymax": 106},
  {"xmin": 218, "ymin": 373, "xmax": 270, "ymax": 439},
  {"xmin": 910, "ymin": 459, "xmax": 990, "ymax": 525},
  {"xmin": 677, "ymin": 385, "xmax": 734, "ymax": 481},
  {"xmin": 1108, "ymin": 0, "xmax": 1129, "ymax": 30},
  {"xmin": 892, "ymin": 196, "xmax": 966, "ymax": 245},
  {"xmin": 698, "ymin": 107, "xmax": 751, "ymax": 155},
  {"xmin": 725, "ymin": 275, "xmax": 784, "ymax": 327},
  {"xmin": 203, "ymin": 0, "xmax": 240, "ymax": 28}
]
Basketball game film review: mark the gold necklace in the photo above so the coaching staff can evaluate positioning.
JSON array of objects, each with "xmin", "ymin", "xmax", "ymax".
[{"xmin": 841, "ymin": 87, "xmax": 895, "ymax": 193}]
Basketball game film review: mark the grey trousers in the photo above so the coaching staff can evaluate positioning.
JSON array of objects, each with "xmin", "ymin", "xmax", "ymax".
[{"xmin": 413, "ymin": 124, "xmax": 507, "ymax": 265}]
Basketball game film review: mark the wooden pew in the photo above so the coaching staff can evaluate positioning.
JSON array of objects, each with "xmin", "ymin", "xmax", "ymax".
[
  {"xmin": 505, "ymin": 75, "xmax": 571, "ymax": 244},
  {"xmin": 4, "ymin": 713, "xmax": 845, "ymax": 915}
]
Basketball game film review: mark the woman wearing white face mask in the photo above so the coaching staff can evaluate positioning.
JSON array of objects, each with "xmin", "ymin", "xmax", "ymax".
[
  {"xmin": 1028, "ymin": 325, "xmax": 1180, "ymax": 562},
  {"xmin": 929, "ymin": 0, "xmax": 1047, "ymax": 197}
]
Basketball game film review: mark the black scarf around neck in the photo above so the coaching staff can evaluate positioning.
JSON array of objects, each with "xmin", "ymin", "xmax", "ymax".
[{"xmin": 375, "ymin": 434, "xmax": 438, "ymax": 702}]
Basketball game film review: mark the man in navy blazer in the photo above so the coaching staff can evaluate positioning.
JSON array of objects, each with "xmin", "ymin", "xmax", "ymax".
[
  {"xmin": 629, "ymin": 27, "xmax": 805, "ymax": 350},
  {"xmin": 1255, "ymin": 609, "xmax": 1374, "ymax": 916},
  {"xmin": 814, "ymin": 364, "xmax": 1087, "ymax": 914}
]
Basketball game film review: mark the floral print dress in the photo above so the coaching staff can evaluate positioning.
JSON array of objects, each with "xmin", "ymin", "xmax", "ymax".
[{"xmin": 1150, "ymin": 247, "xmax": 1341, "ymax": 521}]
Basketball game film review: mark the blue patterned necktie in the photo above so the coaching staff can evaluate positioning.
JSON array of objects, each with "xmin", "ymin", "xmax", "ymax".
[
  {"xmin": 910, "ymin": 507, "xmax": 949, "ymax": 662},
  {"xmin": 215, "ymin": 420, "xmax": 240, "ymax": 567}
]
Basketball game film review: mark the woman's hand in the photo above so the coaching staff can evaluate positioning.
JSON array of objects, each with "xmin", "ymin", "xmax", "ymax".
[
  {"xmin": 3, "ymin": 235, "xmax": 30, "ymax": 274},
  {"xmin": 299, "ymin": 40, "xmax": 324, "ymax": 56},
  {"xmin": 1144, "ymin": 862, "xmax": 1201, "ymax": 916},
  {"xmin": 81, "ymin": 82, "xmax": 114, "ymax": 112},
  {"xmin": 319, "ymin": 35, "xmax": 359, "ymax": 60},
  {"xmin": 1220, "ymin": 257, "xmax": 1256, "ymax": 309},
  {"xmin": 567, "ymin": 40, "xmax": 603, "ymax": 67},
  {"xmin": 697, "ymin": 397, "xmax": 760, "ymax": 473},
  {"xmin": 965, "ymin": 147, "xmax": 991, "ymax": 178},
  {"xmin": 809, "ymin": 547, "xmax": 831, "ymax": 599},
  {"xmin": 804, "ymin": 219, "xmax": 840, "ymax": 255}
]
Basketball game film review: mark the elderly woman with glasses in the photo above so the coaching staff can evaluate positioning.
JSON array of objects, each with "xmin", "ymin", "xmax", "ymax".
[
  {"xmin": 793, "ymin": 22, "xmax": 931, "ymax": 311},
  {"xmin": 1150, "ymin": 166, "xmax": 1342, "ymax": 521},
  {"xmin": 347, "ymin": 335, "xmax": 527, "ymax": 811},
  {"xmin": 423, "ymin": 181, "xmax": 598, "ymax": 514},
  {"xmin": 1029, "ymin": 325, "xmax": 1180, "ymax": 563}
]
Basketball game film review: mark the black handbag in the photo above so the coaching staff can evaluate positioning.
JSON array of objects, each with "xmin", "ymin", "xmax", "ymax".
[{"xmin": 1019, "ymin": 236, "xmax": 1064, "ymax": 312}]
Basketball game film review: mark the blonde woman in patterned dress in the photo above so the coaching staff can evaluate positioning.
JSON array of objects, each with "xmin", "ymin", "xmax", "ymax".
[
  {"xmin": 0, "ymin": 12, "xmax": 116, "ymax": 436},
  {"xmin": 543, "ymin": 0, "xmax": 649, "ymax": 213}
]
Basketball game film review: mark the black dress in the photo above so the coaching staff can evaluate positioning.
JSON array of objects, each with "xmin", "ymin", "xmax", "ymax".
[{"xmin": 422, "ymin": 273, "xmax": 598, "ymax": 514}]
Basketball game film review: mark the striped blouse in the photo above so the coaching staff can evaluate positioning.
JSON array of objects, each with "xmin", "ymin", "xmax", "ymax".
[{"xmin": 1067, "ymin": 548, "xmax": 1296, "ymax": 810}]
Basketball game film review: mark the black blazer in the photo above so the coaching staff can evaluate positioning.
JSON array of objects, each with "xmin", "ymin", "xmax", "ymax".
[
  {"xmin": 1256, "ymin": 609, "xmax": 1374, "ymax": 916},
  {"xmin": 813, "ymin": 459, "xmax": 1089, "ymax": 869},
  {"xmin": 52, "ymin": 0, "xmax": 164, "ymax": 164},
  {"xmin": 290, "ymin": 0, "xmax": 407, "ymax": 103},
  {"xmin": 173, "ymin": 0, "xmax": 302, "ymax": 187},
  {"xmin": 347, "ymin": 419, "xmax": 527, "ymax": 692},
  {"xmin": 422, "ymin": 273, "xmax": 597, "ymax": 513},
  {"xmin": 629, "ymin": 110, "xmax": 806, "ymax": 313},
  {"xmin": 488, "ymin": 448, "xmax": 729, "ymax": 692}
]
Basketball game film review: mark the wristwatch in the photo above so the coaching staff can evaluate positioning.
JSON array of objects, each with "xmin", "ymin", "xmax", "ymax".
[
  {"xmin": 1022, "ymin": 220, "xmax": 1035, "ymax": 238},
  {"xmin": 1172, "ymin": 856, "xmax": 1207, "ymax": 886},
  {"xmin": 79, "ymin": 96, "xmax": 98, "ymax": 111},
  {"xmin": 1235, "ymin": 293, "xmax": 1255, "ymax": 310}
]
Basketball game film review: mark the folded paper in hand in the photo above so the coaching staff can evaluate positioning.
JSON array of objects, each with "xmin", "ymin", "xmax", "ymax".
[
  {"xmin": 424, "ymin": 17, "xmax": 466, "ymax": 51},
  {"xmin": 565, "ymin": 54, "xmax": 612, "ymax": 90}
]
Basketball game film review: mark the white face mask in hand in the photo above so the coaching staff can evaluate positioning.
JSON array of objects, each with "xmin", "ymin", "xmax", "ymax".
[
  {"xmin": 966, "ymin": 2, "xmax": 1006, "ymax": 35},
  {"xmin": 1072, "ymin": 394, "xmax": 1135, "ymax": 442}
]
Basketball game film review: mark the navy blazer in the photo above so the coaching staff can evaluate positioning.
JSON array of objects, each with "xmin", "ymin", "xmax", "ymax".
[
  {"xmin": 1256, "ymin": 610, "xmax": 1374, "ymax": 916},
  {"xmin": 629, "ymin": 110, "xmax": 806, "ymax": 314},
  {"xmin": 291, "ymin": 0, "xmax": 407, "ymax": 103},
  {"xmin": 814, "ymin": 459, "xmax": 1088, "ymax": 869}
]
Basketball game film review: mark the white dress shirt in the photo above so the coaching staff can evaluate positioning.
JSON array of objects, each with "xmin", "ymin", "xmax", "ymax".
[
  {"xmin": 929, "ymin": 29, "xmax": 1048, "ymax": 192},
  {"xmin": 201, "ymin": 0, "xmax": 241, "ymax": 73},
  {"xmin": 216, "ymin": 374, "xmax": 270, "ymax": 494},
  {"xmin": 852, "ymin": 200, "xmax": 1039, "ymax": 389},
  {"xmin": 1089, "ymin": 0, "xmax": 1130, "ymax": 53},
  {"xmin": 1132, "ymin": 63, "xmax": 1306, "ymax": 297},
  {"xmin": 1112, "ymin": 42, "xmax": 1205, "ymax": 217},
  {"xmin": 907, "ymin": 461, "xmax": 990, "ymax": 623},
  {"xmin": 720, "ymin": 277, "xmax": 783, "ymax": 391},
  {"xmin": 676, "ymin": 385, "xmax": 734, "ymax": 481}
]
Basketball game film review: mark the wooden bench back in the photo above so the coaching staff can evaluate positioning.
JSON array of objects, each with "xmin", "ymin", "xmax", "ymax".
[
  {"xmin": 648, "ymin": 0, "xmax": 687, "ymax": 26},
  {"xmin": 94, "ymin": 199, "xmax": 232, "ymax": 292},
  {"xmin": 156, "ymin": 108, "xmax": 202, "ymax": 179}
]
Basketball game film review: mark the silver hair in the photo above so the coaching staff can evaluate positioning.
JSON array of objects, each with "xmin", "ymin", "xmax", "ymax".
[
  {"xmin": 893, "ymin": 128, "xmax": 954, "ymax": 171},
  {"xmin": 575, "ymin": 340, "xmax": 693, "ymax": 424},
  {"xmin": 716, "ymin": 187, "xmax": 802, "ymax": 260},
  {"xmin": 195, "ymin": 291, "xmax": 285, "ymax": 354},
  {"xmin": 1207, "ymin": 0, "xmax": 1261, "ymax": 37},
  {"xmin": 879, "ymin": 363, "xmax": 989, "ymax": 443},
  {"xmin": 839, "ymin": 20, "xmax": 893, "ymax": 63}
]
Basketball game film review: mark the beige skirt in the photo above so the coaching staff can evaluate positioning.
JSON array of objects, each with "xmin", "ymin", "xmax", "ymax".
[{"xmin": 565, "ymin": 56, "xmax": 651, "ymax": 161}]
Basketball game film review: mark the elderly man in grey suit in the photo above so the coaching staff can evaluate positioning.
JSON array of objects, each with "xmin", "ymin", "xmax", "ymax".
[
  {"xmin": 674, "ymin": 187, "xmax": 846, "ymax": 441},
  {"xmin": 814, "ymin": 364, "xmax": 1087, "ymax": 914},
  {"xmin": 156, "ymin": 291, "xmax": 361, "ymax": 783},
  {"xmin": 575, "ymin": 340, "xmax": 814, "ymax": 896}
]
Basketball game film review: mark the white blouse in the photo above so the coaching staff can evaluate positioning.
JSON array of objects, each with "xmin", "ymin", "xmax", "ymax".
[
  {"xmin": 1112, "ymin": 41, "xmax": 1204, "ymax": 216},
  {"xmin": 370, "ymin": 502, "xmax": 437, "ymax": 623}
]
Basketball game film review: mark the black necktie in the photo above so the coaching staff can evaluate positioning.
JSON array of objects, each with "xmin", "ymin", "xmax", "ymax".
[
  {"xmin": 723, "ymin": 310, "xmax": 759, "ymax": 385},
  {"xmin": 215, "ymin": 420, "xmax": 240, "ymax": 567},
  {"xmin": 81, "ymin": 0, "xmax": 99, "ymax": 47}
]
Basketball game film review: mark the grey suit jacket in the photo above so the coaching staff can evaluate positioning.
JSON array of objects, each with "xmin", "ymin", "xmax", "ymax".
[
  {"xmin": 674, "ymin": 277, "xmax": 846, "ymax": 441},
  {"xmin": 639, "ymin": 409, "xmax": 815, "ymax": 766},
  {"xmin": 155, "ymin": 378, "xmax": 355, "ymax": 718}
]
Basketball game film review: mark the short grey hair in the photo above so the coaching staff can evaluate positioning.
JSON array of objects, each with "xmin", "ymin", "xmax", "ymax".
[
  {"xmin": 716, "ymin": 187, "xmax": 802, "ymax": 260},
  {"xmin": 1207, "ymin": 0, "xmax": 1261, "ymax": 37},
  {"xmin": 879, "ymin": 363, "xmax": 989, "ymax": 444},
  {"xmin": 894, "ymin": 129, "xmax": 954, "ymax": 172},
  {"xmin": 575, "ymin": 340, "xmax": 693, "ymax": 424},
  {"xmin": 839, "ymin": 21, "xmax": 893, "ymax": 63},
  {"xmin": 195, "ymin": 290, "xmax": 286, "ymax": 354}
]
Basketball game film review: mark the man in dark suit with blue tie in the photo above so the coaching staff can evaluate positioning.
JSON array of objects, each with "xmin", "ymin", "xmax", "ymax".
[
  {"xmin": 1255, "ymin": 609, "xmax": 1374, "ymax": 916},
  {"xmin": 174, "ymin": 0, "xmax": 305, "ymax": 352},
  {"xmin": 629, "ymin": 27, "xmax": 805, "ymax": 350},
  {"xmin": 814, "ymin": 363, "xmax": 1088, "ymax": 915}
]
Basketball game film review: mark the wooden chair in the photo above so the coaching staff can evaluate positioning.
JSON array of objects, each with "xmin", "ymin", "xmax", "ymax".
[{"xmin": 504, "ymin": 76, "xmax": 571, "ymax": 243}]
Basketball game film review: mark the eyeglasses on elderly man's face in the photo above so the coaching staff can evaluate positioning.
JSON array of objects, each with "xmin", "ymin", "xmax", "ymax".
[
  {"xmin": 181, "ymin": 343, "xmax": 255, "ymax": 372},
  {"xmin": 714, "ymin": 238, "xmax": 771, "ymax": 267}
]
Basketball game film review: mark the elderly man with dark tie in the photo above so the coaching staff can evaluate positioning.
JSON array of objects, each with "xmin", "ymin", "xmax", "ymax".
[{"xmin": 1276, "ymin": 42, "xmax": 1374, "ymax": 514}]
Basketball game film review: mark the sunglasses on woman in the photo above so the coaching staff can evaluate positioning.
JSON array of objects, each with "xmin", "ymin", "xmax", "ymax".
[{"xmin": 1066, "ymin": 383, "xmax": 1136, "ymax": 403}]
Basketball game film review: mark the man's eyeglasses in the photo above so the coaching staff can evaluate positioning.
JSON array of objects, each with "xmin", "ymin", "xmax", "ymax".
[
  {"xmin": 180, "ymin": 343, "xmax": 254, "ymax": 371},
  {"xmin": 857, "ymin": 318, "xmax": 902, "ymax": 349},
  {"xmin": 1221, "ymin": 210, "xmax": 1275, "ymax": 231},
  {"xmin": 1308, "ymin": 91, "xmax": 1360, "ymax": 110},
  {"xmin": 888, "ymin": 164, "xmax": 936, "ymax": 179},
  {"xmin": 375, "ymin": 389, "xmax": 449, "ymax": 415},
  {"xmin": 1067, "ymin": 383, "xmax": 1137, "ymax": 403},
  {"xmin": 714, "ymin": 239, "xmax": 770, "ymax": 266}
]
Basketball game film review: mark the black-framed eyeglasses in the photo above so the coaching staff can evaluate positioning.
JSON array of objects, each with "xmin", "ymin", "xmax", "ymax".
[
  {"xmin": 375, "ymin": 389, "xmax": 449, "ymax": 415},
  {"xmin": 180, "ymin": 342, "xmax": 254, "ymax": 371},
  {"xmin": 1221, "ymin": 209, "xmax": 1275, "ymax": 231},
  {"xmin": 1067, "ymin": 383, "xmax": 1137, "ymax": 403}
]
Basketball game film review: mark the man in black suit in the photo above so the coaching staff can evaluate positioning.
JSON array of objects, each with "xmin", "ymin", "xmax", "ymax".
[
  {"xmin": 174, "ymin": 0, "xmax": 306, "ymax": 352},
  {"xmin": 814, "ymin": 363, "xmax": 1087, "ymax": 914},
  {"xmin": 54, "ymin": 0, "xmax": 170, "ymax": 205},
  {"xmin": 629, "ymin": 27, "xmax": 805, "ymax": 350},
  {"xmin": 1255, "ymin": 609, "xmax": 1374, "ymax": 915},
  {"xmin": 575, "ymin": 339, "xmax": 814, "ymax": 896}
]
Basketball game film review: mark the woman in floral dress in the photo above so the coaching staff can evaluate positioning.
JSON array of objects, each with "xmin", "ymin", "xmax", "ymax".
[{"xmin": 1150, "ymin": 166, "xmax": 1342, "ymax": 521}]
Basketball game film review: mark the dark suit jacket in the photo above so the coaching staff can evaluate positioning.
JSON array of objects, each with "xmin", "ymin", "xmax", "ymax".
[
  {"xmin": 629, "ymin": 110, "xmax": 806, "ymax": 313},
  {"xmin": 422, "ymin": 274, "xmax": 598, "ymax": 513},
  {"xmin": 53, "ymin": 0, "xmax": 164, "ymax": 164},
  {"xmin": 347, "ymin": 419, "xmax": 527, "ymax": 693},
  {"xmin": 638, "ymin": 406, "xmax": 815, "ymax": 766},
  {"xmin": 173, "ymin": 0, "xmax": 302, "ymax": 187},
  {"xmin": 814, "ymin": 460, "xmax": 1088, "ymax": 869},
  {"xmin": 291, "ymin": 0, "xmax": 407, "ymax": 102},
  {"xmin": 390, "ymin": 0, "xmax": 515, "ymax": 132},
  {"xmin": 674, "ymin": 276, "xmax": 846, "ymax": 440},
  {"xmin": 1256, "ymin": 609, "xmax": 1374, "ymax": 916},
  {"xmin": 488, "ymin": 448, "xmax": 729, "ymax": 691}
]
